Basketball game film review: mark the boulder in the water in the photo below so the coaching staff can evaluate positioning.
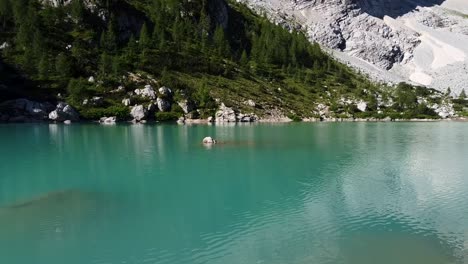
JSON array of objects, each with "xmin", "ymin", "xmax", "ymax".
[{"xmin": 202, "ymin": 137, "xmax": 217, "ymax": 144}]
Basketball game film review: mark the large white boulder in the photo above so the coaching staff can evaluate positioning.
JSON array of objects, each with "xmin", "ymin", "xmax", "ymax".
[{"xmin": 130, "ymin": 105, "xmax": 147, "ymax": 121}]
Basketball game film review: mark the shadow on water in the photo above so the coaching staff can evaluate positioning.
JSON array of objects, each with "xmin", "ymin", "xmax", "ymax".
[{"xmin": 353, "ymin": 0, "xmax": 445, "ymax": 18}]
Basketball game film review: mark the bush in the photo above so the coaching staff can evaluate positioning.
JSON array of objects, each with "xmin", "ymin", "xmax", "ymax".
[
  {"xmin": 80, "ymin": 105, "xmax": 130, "ymax": 120},
  {"xmin": 155, "ymin": 112, "xmax": 180, "ymax": 122}
]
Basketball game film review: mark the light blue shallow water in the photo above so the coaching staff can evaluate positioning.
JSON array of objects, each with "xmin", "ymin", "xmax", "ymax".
[{"xmin": 0, "ymin": 122, "xmax": 467, "ymax": 264}]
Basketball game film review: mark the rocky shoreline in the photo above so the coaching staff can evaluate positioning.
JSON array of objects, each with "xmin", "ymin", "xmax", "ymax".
[{"xmin": 1, "ymin": 97, "xmax": 465, "ymax": 125}]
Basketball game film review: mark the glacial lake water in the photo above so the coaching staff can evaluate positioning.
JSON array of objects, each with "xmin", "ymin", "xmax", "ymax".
[{"xmin": 0, "ymin": 122, "xmax": 467, "ymax": 264}]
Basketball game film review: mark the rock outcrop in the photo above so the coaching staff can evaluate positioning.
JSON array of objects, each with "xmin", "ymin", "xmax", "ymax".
[
  {"xmin": 215, "ymin": 103, "xmax": 258, "ymax": 122},
  {"xmin": 49, "ymin": 102, "xmax": 79, "ymax": 122},
  {"xmin": 0, "ymin": 99, "xmax": 54, "ymax": 122},
  {"xmin": 215, "ymin": 103, "xmax": 237, "ymax": 122}
]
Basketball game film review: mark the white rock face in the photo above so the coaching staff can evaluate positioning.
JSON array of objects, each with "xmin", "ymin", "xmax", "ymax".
[{"xmin": 241, "ymin": 0, "xmax": 468, "ymax": 93}]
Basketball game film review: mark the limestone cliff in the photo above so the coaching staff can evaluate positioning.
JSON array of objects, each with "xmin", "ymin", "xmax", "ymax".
[{"xmin": 240, "ymin": 0, "xmax": 468, "ymax": 94}]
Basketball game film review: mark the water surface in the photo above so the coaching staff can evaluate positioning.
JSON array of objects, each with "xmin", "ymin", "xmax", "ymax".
[{"xmin": 0, "ymin": 122, "xmax": 467, "ymax": 264}]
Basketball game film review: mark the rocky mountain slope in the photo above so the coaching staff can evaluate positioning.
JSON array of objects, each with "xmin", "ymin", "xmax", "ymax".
[{"xmin": 239, "ymin": 0, "xmax": 468, "ymax": 94}]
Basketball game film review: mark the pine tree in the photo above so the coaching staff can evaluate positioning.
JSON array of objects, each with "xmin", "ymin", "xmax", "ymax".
[
  {"xmin": 70, "ymin": 0, "xmax": 85, "ymax": 24},
  {"xmin": 0, "ymin": 0, "xmax": 11, "ymax": 28},
  {"xmin": 240, "ymin": 50, "xmax": 249, "ymax": 67},
  {"xmin": 38, "ymin": 53, "xmax": 49, "ymax": 79},
  {"xmin": 55, "ymin": 52, "xmax": 72, "ymax": 78},
  {"xmin": 99, "ymin": 52, "xmax": 112, "ymax": 76},
  {"xmin": 198, "ymin": 1, "xmax": 210, "ymax": 52},
  {"xmin": 460, "ymin": 89, "xmax": 466, "ymax": 100},
  {"xmin": 139, "ymin": 22, "xmax": 151, "ymax": 49},
  {"xmin": 32, "ymin": 29, "xmax": 45, "ymax": 59},
  {"xmin": 213, "ymin": 25, "xmax": 229, "ymax": 58}
]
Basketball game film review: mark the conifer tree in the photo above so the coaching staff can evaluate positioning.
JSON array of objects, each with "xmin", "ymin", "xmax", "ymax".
[
  {"xmin": 213, "ymin": 26, "xmax": 229, "ymax": 57},
  {"xmin": 139, "ymin": 23, "xmax": 151, "ymax": 49},
  {"xmin": 55, "ymin": 52, "xmax": 72, "ymax": 78},
  {"xmin": 0, "ymin": 0, "xmax": 11, "ymax": 28},
  {"xmin": 240, "ymin": 50, "xmax": 249, "ymax": 67},
  {"xmin": 71, "ymin": 0, "xmax": 85, "ymax": 24},
  {"xmin": 459, "ymin": 89, "xmax": 466, "ymax": 100},
  {"xmin": 38, "ymin": 53, "xmax": 49, "ymax": 79}
]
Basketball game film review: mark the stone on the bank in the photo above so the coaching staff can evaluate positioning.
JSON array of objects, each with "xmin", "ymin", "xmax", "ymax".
[
  {"xmin": 215, "ymin": 103, "xmax": 237, "ymax": 122},
  {"xmin": 157, "ymin": 97, "xmax": 171, "ymax": 112},
  {"xmin": 100, "ymin": 116, "xmax": 117, "ymax": 124},
  {"xmin": 130, "ymin": 105, "xmax": 147, "ymax": 121},
  {"xmin": 177, "ymin": 117, "xmax": 185, "ymax": 124},
  {"xmin": 49, "ymin": 102, "xmax": 79, "ymax": 122},
  {"xmin": 0, "ymin": 98, "xmax": 53, "ymax": 121}
]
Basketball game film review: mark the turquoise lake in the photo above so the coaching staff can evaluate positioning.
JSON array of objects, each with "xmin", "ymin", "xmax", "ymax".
[{"xmin": 0, "ymin": 122, "xmax": 467, "ymax": 264}]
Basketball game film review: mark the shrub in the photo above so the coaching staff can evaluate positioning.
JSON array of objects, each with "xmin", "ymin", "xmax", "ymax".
[
  {"xmin": 80, "ymin": 105, "xmax": 130, "ymax": 120},
  {"xmin": 155, "ymin": 112, "xmax": 180, "ymax": 122}
]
